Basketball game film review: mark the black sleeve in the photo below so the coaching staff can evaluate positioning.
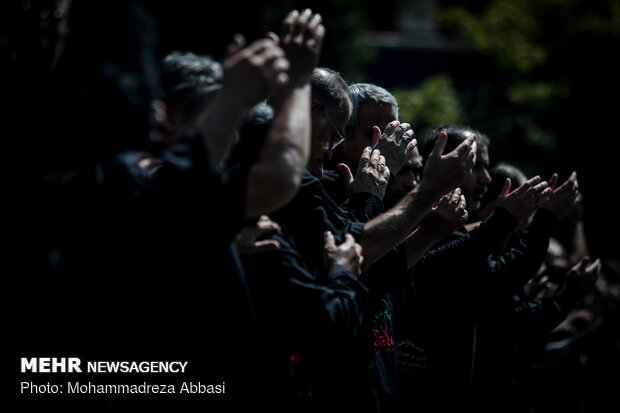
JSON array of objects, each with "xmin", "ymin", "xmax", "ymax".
[
  {"xmin": 153, "ymin": 131, "xmax": 253, "ymax": 243},
  {"xmin": 487, "ymin": 208, "xmax": 559, "ymax": 294},
  {"xmin": 361, "ymin": 243, "xmax": 410, "ymax": 297},
  {"xmin": 340, "ymin": 192, "xmax": 384, "ymax": 223},
  {"xmin": 510, "ymin": 277, "xmax": 584, "ymax": 338},
  {"xmin": 246, "ymin": 234, "xmax": 370, "ymax": 352},
  {"xmin": 412, "ymin": 207, "xmax": 518, "ymax": 290}
]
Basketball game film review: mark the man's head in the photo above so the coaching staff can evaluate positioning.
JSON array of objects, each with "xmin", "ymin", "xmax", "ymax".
[
  {"xmin": 422, "ymin": 124, "xmax": 491, "ymax": 211},
  {"xmin": 151, "ymin": 51, "xmax": 223, "ymax": 144},
  {"xmin": 342, "ymin": 83, "xmax": 399, "ymax": 171},
  {"xmin": 309, "ymin": 67, "xmax": 352, "ymax": 177},
  {"xmin": 384, "ymin": 146, "xmax": 423, "ymax": 208},
  {"xmin": 476, "ymin": 162, "xmax": 530, "ymax": 227}
]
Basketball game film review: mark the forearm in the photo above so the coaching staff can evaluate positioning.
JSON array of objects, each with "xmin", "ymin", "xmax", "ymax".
[
  {"xmin": 245, "ymin": 85, "xmax": 311, "ymax": 218},
  {"xmin": 360, "ymin": 182, "xmax": 438, "ymax": 269},
  {"xmin": 196, "ymin": 91, "xmax": 249, "ymax": 173},
  {"xmin": 403, "ymin": 227, "xmax": 443, "ymax": 270}
]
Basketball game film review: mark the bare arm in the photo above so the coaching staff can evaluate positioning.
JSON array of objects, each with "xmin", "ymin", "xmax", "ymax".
[
  {"xmin": 196, "ymin": 36, "xmax": 290, "ymax": 173},
  {"xmin": 403, "ymin": 188, "xmax": 468, "ymax": 269},
  {"xmin": 360, "ymin": 132, "xmax": 477, "ymax": 269},
  {"xmin": 245, "ymin": 10, "xmax": 325, "ymax": 218}
]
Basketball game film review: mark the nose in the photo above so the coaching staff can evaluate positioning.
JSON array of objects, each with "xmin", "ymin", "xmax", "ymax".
[{"xmin": 481, "ymin": 168, "xmax": 492, "ymax": 185}]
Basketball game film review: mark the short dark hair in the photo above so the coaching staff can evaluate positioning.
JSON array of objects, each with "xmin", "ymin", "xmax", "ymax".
[
  {"xmin": 479, "ymin": 162, "xmax": 528, "ymax": 208},
  {"xmin": 311, "ymin": 67, "xmax": 351, "ymax": 116},
  {"xmin": 421, "ymin": 124, "xmax": 490, "ymax": 163},
  {"xmin": 159, "ymin": 51, "xmax": 223, "ymax": 119},
  {"xmin": 345, "ymin": 83, "xmax": 398, "ymax": 138}
]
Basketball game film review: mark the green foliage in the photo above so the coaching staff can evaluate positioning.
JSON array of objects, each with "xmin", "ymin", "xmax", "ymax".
[
  {"xmin": 441, "ymin": 0, "xmax": 547, "ymax": 74},
  {"xmin": 392, "ymin": 74, "xmax": 464, "ymax": 143}
]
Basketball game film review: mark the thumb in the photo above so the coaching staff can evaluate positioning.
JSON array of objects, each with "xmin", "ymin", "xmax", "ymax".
[
  {"xmin": 338, "ymin": 163, "xmax": 354, "ymax": 185},
  {"xmin": 429, "ymin": 131, "xmax": 448, "ymax": 159},
  {"xmin": 372, "ymin": 126, "xmax": 382, "ymax": 146},
  {"xmin": 324, "ymin": 231, "xmax": 336, "ymax": 250},
  {"xmin": 548, "ymin": 173, "xmax": 559, "ymax": 191},
  {"xmin": 265, "ymin": 31, "xmax": 280, "ymax": 44},
  {"xmin": 579, "ymin": 256, "xmax": 591, "ymax": 270},
  {"xmin": 500, "ymin": 178, "xmax": 512, "ymax": 198},
  {"xmin": 227, "ymin": 34, "xmax": 246, "ymax": 58}
]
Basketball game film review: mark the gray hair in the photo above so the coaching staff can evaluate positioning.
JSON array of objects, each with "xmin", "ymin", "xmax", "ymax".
[
  {"xmin": 160, "ymin": 51, "xmax": 223, "ymax": 119},
  {"xmin": 345, "ymin": 83, "xmax": 399, "ymax": 137},
  {"xmin": 311, "ymin": 67, "xmax": 351, "ymax": 116}
]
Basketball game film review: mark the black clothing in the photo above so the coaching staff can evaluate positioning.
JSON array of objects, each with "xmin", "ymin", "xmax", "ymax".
[
  {"xmin": 244, "ymin": 170, "xmax": 407, "ymax": 412},
  {"xmin": 15, "ymin": 132, "xmax": 257, "ymax": 409},
  {"xmin": 396, "ymin": 207, "xmax": 564, "ymax": 411}
]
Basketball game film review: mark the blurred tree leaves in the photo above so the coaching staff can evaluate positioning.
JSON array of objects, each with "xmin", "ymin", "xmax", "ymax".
[
  {"xmin": 393, "ymin": 74, "xmax": 464, "ymax": 143},
  {"xmin": 436, "ymin": 0, "xmax": 620, "ymax": 173},
  {"xmin": 436, "ymin": 0, "xmax": 620, "ymax": 254}
]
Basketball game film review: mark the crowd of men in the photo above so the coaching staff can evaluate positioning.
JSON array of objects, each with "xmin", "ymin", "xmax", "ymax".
[{"xmin": 7, "ymin": 1, "xmax": 619, "ymax": 412}]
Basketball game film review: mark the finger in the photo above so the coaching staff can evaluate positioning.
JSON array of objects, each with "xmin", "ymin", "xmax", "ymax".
[
  {"xmin": 405, "ymin": 139, "xmax": 417, "ymax": 159},
  {"xmin": 394, "ymin": 122, "xmax": 410, "ymax": 140},
  {"xmin": 311, "ymin": 24, "xmax": 326, "ymax": 46},
  {"xmin": 548, "ymin": 173, "xmax": 558, "ymax": 191},
  {"xmin": 343, "ymin": 233, "xmax": 356, "ymax": 247},
  {"xmin": 457, "ymin": 194, "xmax": 467, "ymax": 211},
  {"xmin": 527, "ymin": 181, "xmax": 549, "ymax": 198},
  {"xmin": 437, "ymin": 192, "xmax": 450, "ymax": 208},
  {"xmin": 269, "ymin": 59, "xmax": 290, "ymax": 86},
  {"xmin": 369, "ymin": 149, "xmax": 381, "ymax": 167},
  {"xmin": 537, "ymin": 187, "xmax": 552, "ymax": 203},
  {"xmin": 378, "ymin": 155, "xmax": 386, "ymax": 167},
  {"xmin": 358, "ymin": 146, "xmax": 372, "ymax": 171},
  {"xmin": 500, "ymin": 178, "xmax": 512, "ymax": 198},
  {"xmin": 253, "ymin": 240, "xmax": 281, "ymax": 253},
  {"xmin": 430, "ymin": 131, "xmax": 448, "ymax": 159},
  {"xmin": 383, "ymin": 165, "xmax": 390, "ymax": 179},
  {"xmin": 586, "ymin": 258, "xmax": 601, "ymax": 275},
  {"xmin": 307, "ymin": 12, "xmax": 323, "ymax": 32},
  {"xmin": 337, "ymin": 163, "xmax": 354, "ymax": 185},
  {"xmin": 227, "ymin": 33, "xmax": 246, "ymax": 58},
  {"xmin": 293, "ymin": 9, "xmax": 313, "ymax": 43},
  {"xmin": 450, "ymin": 187, "xmax": 461, "ymax": 204},
  {"xmin": 514, "ymin": 176, "xmax": 540, "ymax": 195},
  {"xmin": 265, "ymin": 31, "xmax": 280, "ymax": 44},
  {"xmin": 460, "ymin": 209, "xmax": 469, "ymax": 224},
  {"xmin": 578, "ymin": 256, "xmax": 591, "ymax": 271},
  {"xmin": 354, "ymin": 242, "xmax": 363, "ymax": 257},
  {"xmin": 403, "ymin": 129, "xmax": 415, "ymax": 140},
  {"xmin": 324, "ymin": 231, "xmax": 336, "ymax": 250},
  {"xmin": 372, "ymin": 126, "xmax": 382, "ymax": 146},
  {"xmin": 455, "ymin": 135, "xmax": 476, "ymax": 156},
  {"xmin": 256, "ymin": 217, "xmax": 281, "ymax": 234},
  {"xmin": 281, "ymin": 10, "xmax": 299, "ymax": 43},
  {"xmin": 383, "ymin": 121, "xmax": 399, "ymax": 139}
]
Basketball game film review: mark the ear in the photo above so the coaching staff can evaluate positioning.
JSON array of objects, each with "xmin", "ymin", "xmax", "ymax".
[{"xmin": 311, "ymin": 99, "xmax": 323, "ymax": 115}]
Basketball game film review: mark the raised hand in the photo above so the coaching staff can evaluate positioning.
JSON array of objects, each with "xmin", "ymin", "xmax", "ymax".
[
  {"xmin": 338, "ymin": 147, "xmax": 391, "ymax": 200},
  {"xmin": 270, "ymin": 9, "xmax": 325, "ymax": 86},
  {"xmin": 234, "ymin": 215, "xmax": 282, "ymax": 255},
  {"xmin": 323, "ymin": 231, "xmax": 364, "ymax": 276},
  {"xmin": 372, "ymin": 121, "xmax": 417, "ymax": 176},
  {"xmin": 222, "ymin": 35, "xmax": 290, "ymax": 109},
  {"xmin": 566, "ymin": 256, "xmax": 601, "ymax": 293},
  {"xmin": 421, "ymin": 131, "xmax": 477, "ymax": 197},
  {"xmin": 539, "ymin": 172, "xmax": 580, "ymax": 220},
  {"xmin": 496, "ymin": 175, "xmax": 551, "ymax": 222},
  {"xmin": 418, "ymin": 187, "xmax": 469, "ymax": 240}
]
